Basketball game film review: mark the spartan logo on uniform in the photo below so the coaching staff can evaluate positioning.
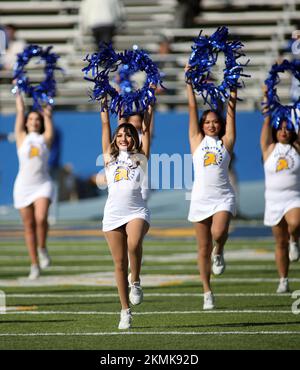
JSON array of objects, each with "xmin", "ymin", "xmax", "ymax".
[
  {"xmin": 204, "ymin": 152, "xmax": 218, "ymax": 166},
  {"xmin": 29, "ymin": 145, "xmax": 40, "ymax": 158},
  {"xmin": 202, "ymin": 144, "xmax": 223, "ymax": 167},
  {"xmin": 114, "ymin": 166, "xmax": 129, "ymax": 182},
  {"xmin": 275, "ymin": 153, "xmax": 295, "ymax": 172},
  {"xmin": 276, "ymin": 157, "xmax": 289, "ymax": 172}
]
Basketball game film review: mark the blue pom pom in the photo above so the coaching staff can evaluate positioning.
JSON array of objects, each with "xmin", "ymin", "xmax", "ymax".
[
  {"xmin": 186, "ymin": 26, "xmax": 250, "ymax": 109},
  {"xmin": 12, "ymin": 45, "xmax": 62, "ymax": 110},
  {"xmin": 82, "ymin": 43, "xmax": 163, "ymax": 116},
  {"xmin": 264, "ymin": 59, "xmax": 300, "ymax": 132}
]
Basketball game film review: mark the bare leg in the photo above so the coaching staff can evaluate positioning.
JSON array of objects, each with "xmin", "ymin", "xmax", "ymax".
[
  {"xmin": 126, "ymin": 219, "xmax": 149, "ymax": 283},
  {"xmin": 272, "ymin": 219, "xmax": 289, "ymax": 278},
  {"xmin": 285, "ymin": 208, "xmax": 300, "ymax": 243},
  {"xmin": 34, "ymin": 197, "xmax": 51, "ymax": 250},
  {"xmin": 194, "ymin": 218, "xmax": 213, "ymax": 293},
  {"xmin": 211, "ymin": 211, "xmax": 232, "ymax": 255},
  {"xmin": 105, "ymin": 227, "xmax": 129, "ymax": 309},
  {"xmin": 19, "ymin": 205, "xmax": 38, "ymax": 265}
]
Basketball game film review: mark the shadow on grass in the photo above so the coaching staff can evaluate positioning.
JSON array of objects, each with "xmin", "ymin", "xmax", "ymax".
[
  {"xmin": 134, "ymin": 320, "xmax": 300, "ymax": 330},
  {"xmin": 0, "ymin": 320, "xmax": 74, "ymax": 324}
]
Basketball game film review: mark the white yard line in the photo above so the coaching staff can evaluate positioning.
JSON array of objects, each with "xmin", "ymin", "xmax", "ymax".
[
  {"xmin": 1, "ymin": 275, "xmax": 300, "ymax": 287},
  {"xmin": 0, "ymin": 246, "xmax": 197, "ymax": 252},
  {"xmin": 5, "ymin": 292, "xmax": 292, "ymax": 298},
  {"xmin": 1, "ymin": 309, "xmax": 294, "ymax": 315},
  {"xmin": 0, "ymin": 249, "xmax": 277, "ymax": 262},
  {"xmin": 1, "ymin": 265, "xmax": 299, "ymax": 273},
  {"xmin": 0, "ymin": 331, "xmax": 299, "ymax": 337},
  {"xmin": 0, "ymin": 255, "xmax": 112, "ymax": 261}
]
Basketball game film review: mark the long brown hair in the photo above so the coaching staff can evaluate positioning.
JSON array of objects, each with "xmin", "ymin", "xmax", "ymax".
[
  {"xmin": 24, "ymin": 110, "xmax": 45, "ymax": 134},
  {"xmin": 271, "ymin": 119, "xmax": 298, "ymax": 144},
  {"xmin": 109, "ymin": 123, "xmax": 142, "ymax": 161},
  {"xmin": 199, "ymin": 109, "xmax": 226, "ymax": 139}
]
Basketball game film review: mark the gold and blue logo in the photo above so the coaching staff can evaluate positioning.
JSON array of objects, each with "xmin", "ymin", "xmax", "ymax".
[
  {"xmin": 275, "ymin": 155, "xmax": 294, "ymax": 172},
  {"xmin": 114, "ymin": 166, "xmax": 129, "ymax": 182},
  {"xmin": 202, "ymin": 145, "xmax": 223, "ymax": 167},
  {"xmin": 29, "ymin": 145, "xmax": 40, "ymax": 158},
  {"xmin": 204, "ymin": 152, "xmax": 218, "ymax": 166}
]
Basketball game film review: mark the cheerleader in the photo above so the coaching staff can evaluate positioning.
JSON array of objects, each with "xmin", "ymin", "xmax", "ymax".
[
  {"xmin": 261, "ymin": 86, "xmax": 300, "ymax": 293},
  {"xmin": 118, "ymin": 112, "xmax": 154, "ymax": 201},
  {"xmin": 13, "ymin": 89, "xmax": 54, "ymax": 280},
  {"xmin": 100, "ymin": 97, "xmax": 153, "ymax": 330},
  {"xmin": 185, "ymin": 65, "xmax": 237, "ymax": 310}
]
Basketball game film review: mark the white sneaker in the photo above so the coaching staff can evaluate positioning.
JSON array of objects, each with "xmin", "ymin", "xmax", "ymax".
[
  {"xmin": 289, "ymin": 241, "xmax": 300, "ymax": 262},
  {"xmin": 203, "ymin": 291, "xmax": 215, "ymax": 310},
  {"xmin": 38, "ymin": 248, "xmax": 51, "ymax": 269},
  {"xmin": 118, "ymin": 308, "xmax": 132, "ymax": 330},
  {"xmin": 128, "ymin": 273, "xmax": 143, "ymax": 305},
  {"xmin": 276, "ymin": 278, "xmax": 290, "ymax": 293},
  {"xmin": 212, "ymin": 247, "xmax": 226, "ymax": 275},
  {"xmin": 28, "ymin": 264, "xmax": 40, "ymax": 280}
]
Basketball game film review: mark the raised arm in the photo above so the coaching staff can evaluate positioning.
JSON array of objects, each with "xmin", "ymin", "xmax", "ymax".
[
  {"xmin": 223, "ymin": 88, "xmax": 237, "ymax": 153},
  {"xmin": 42, "ymin": 105, "xmax": 54, "ymax": 148},
  {"xmin": 185, "ymin": 65, "xmax": 202, "ymax": 155},
  {"xmin": 100, "ymin": 97, "xmax": 112, "ymax": 163},
  {"xmin": 14, "ymin": 89, "xmax": 26, "ymax": 148},
  {"xmin": 260, "ymin": 85, "xmax": 274, "ymax": 161},
  {"xmin": 141, "ymin": 103, "xmax": 153, "ymax": 159},
  {"xmin": 293, "ymin": 127, "xmax": 300, "ymax": 154}
]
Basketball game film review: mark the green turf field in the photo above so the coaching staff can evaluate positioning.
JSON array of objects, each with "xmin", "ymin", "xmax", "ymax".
[{"xmin": 0, "ymin": 232, "xmax": 300, "ymax": 350}]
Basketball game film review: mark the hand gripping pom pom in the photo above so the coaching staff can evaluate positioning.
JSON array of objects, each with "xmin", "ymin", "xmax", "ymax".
[
  {"xmin": 185, "ymin": 26, "xmax": 250, "ymax": 110},
  {"xmin": 12, "ymin": 45, "xmax": 62, "ymax": 110},
  {"xmin": 264, "ymin": 60, "xmax": 300, "ymax": 132},
  {"xmin": 82, "ymin": 43, "xmax": 164, "ymax": 117}
]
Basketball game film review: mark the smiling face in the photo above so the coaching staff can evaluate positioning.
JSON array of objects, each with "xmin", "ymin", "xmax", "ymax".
[
  {"xmin": 276, "ymin": 121, "xmax": 294, "ymax": 144},
  {"xmin": 25, "ymin": 112, "xmax": 43, "ymax": 133},
  {"xmin": 202, "ymin": 111, "xmax": 222, "ymax": 137},
  {"xmin": 116, "ymin": 127, "xmax": 134, "ymax": 151}
]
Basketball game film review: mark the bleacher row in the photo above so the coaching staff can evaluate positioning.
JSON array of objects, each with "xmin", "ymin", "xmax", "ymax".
[{"xmin": 0, "ymin": 0, "xmax": 300, "ymax": 113}]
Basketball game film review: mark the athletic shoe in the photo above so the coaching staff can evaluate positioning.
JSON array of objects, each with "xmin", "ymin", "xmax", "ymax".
[
  {"xmin": 38, "ymin": 248, "xmax": 51, "ymax": 269},
  {"xmin": 276, "ymin": 277, "xmax": 290, "ymax": 294},
  {"xmin": 203, "ymin": 291, "xmax": 215, "ymax": 310},
  {"xmin": 212, "ymin": 247, "xmax": 226, "ymax": 275},
  {"xmin": 118, "ymin": 308, "xmax": 132, "ymax": 330},
  {"xmin": 28, "ymin": 264, "xmax": 40, "ymax": 280},
  {"xmin": 289, "ymin": 241, "xmax": 300, "ymax": 262},
  {"xmin": 128, "ymin": 273, "xmax": 143, "ymax": 305}
]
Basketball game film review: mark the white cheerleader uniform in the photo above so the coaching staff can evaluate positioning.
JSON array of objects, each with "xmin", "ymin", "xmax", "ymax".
[
  {"xmin": 188, "ymin": 135, "xmax": 236, "ymax": 222},
  {"xmin": 264, "ymin": 143, "xmax": 300, "ymax": 226},
  {"xmin": 138, "ymin": 131, "xmax": 150, "ymax": 201},
  {"xmin": 13, "ymin": 132, "xmax": 54, "ymax": 209},
  {"xmin": 102, "ymin": 150, "xmax": 150, "ymax": 231}
]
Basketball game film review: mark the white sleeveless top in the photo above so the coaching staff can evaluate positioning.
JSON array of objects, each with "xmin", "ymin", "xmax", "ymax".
[
  {"xmin": 13, "ymin": 132, "xmax": 54, "ymax": 209},
  {"xmin": 188, "ymin": 135, "xmax": 236, "ymax": 222},
  {"xmin": 102, "ymin": 150, "xmax": 150, "ymax": 231},
  {"xmin": 264, "ymin": 142, "xmax": 300, "ymax": 226},
  {"xmin": 138, "ymin": 131, "xmax": 150, "ymax": 201}
]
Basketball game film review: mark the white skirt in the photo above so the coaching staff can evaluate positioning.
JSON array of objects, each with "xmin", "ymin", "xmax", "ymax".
[
  {"xmin": 102, "ymin": 202, "xmax": 150, "ymax": 232},
  {"xmin": 188, "ymin": 198, "xmax": 236, "ymax": 222},
  {"xmin": 264, "ymin": 198, "xmax": 300, "ymax": 226},
  {"xmin": 13, "ymin": 179, "xmax": 54, "ymax": 209}
]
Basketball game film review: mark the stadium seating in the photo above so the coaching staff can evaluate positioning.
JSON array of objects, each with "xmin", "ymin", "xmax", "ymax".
[{"xmin": 0, "ymin": 0, "xmax": 300, "ymax": 113}]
